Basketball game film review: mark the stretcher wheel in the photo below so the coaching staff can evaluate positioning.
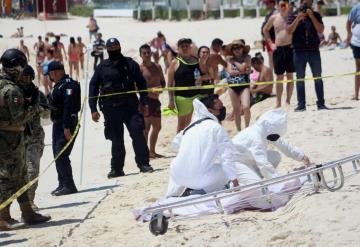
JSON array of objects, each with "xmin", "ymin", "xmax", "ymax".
[{"xmin": 149, "ymin": 213, "xmax": 168, "ymax": 236}]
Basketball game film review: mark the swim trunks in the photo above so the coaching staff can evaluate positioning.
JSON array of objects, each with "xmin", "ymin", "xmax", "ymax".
[
  {"xmin": 273, "ymin": 45, "xmax": 294, "ymax": 75},
  {"xmin": 141, "ymin": 98, "xmax": 161, "ymax": 118}
]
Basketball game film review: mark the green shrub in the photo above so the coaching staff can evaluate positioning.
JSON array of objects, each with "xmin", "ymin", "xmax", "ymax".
[
  {"xmin": 244, "ymin": 8, "xmax": 256, "ymax": 17},
  {"xmin": 172, "ymin": 10, "xmax": 188, "ymax": 20},
  {"xmin": 69, "ymin": 5, "xmax": 95, "ymax": 17},
  {"xmin": 341, "ymin": 6, "xmax": 352, "ymax": 15},
  {"xmin": 322, "ymin": 7, "xmax": 338, "ymax": 16},
  {"xmin": 207, "ymin": 10, "xmax": 220, "ymax": 19},
  {"xmin": 156, "ymin": 6, "xmax": 169, "ymax": 19},
  {"xmin": 191, "ymin": 10, "xmax": 203, "ymax": 20},
  {"xmin": 260, "ymin": 8, "xmax": 267, "ymax": 16},
  {"xmin": 224, "ymin": 9, "xmax": 239, "ymax": 18}
]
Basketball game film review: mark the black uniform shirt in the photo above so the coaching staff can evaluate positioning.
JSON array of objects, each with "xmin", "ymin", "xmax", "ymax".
[
  {"xmin": 50, "ymin": 75, "xmax": 81, "ymax": 129},
  {"xmin": 88, "ymin": 55, "xmax": 149, "ymax": 113}
]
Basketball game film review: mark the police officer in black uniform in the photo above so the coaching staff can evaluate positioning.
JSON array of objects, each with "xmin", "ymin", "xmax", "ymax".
[
  {"xmin": 48, "ymin": 61, "xmax": 81, "ymax": 196},
  {"xmin": 89, "ymin": 38, "xmax": 153, "ymax": 178}
]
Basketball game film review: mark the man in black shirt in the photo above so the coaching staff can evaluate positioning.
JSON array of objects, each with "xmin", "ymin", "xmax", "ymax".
[
  {"xmin": 92, "ymin": 33, "xmax": 105, "ymax": 70},
  {"xmin": 287, "ymin": 0, "xmax": 327, "ymax": 111},
  {"xmin": 89, "ymin": 38, "xmax": 153, "ymax": 178}
]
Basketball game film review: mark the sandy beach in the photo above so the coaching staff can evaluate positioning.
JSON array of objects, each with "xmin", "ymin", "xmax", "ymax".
[{"xmin": 0, "ymin": 15, "xmax": 359, "ymax": 247}]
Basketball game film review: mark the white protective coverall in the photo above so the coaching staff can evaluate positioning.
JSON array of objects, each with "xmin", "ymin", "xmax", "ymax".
[
  {"xmin": 166, "ymin": 99, "xmax": 260, "ymax": 197},
  {"xmin": 232, "ymin": 109, "xmax": 305, "ymax": 179}
]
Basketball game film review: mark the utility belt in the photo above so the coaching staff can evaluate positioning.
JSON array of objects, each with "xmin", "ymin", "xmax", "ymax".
[
  {"xmin": 0, "ymin": 125, "xmax": 25, "ymax": 132},
  {"xmin": 51, "ymin": 114, "xmax": 78, "ymax": 123}
]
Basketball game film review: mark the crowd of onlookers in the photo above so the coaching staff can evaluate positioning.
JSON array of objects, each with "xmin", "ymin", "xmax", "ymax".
[{"xmin": 6, "ymin": 0, "xmax": 360, "ymax": 160}]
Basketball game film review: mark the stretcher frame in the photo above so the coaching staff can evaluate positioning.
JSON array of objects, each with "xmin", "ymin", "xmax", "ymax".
[{"xmin": 143, "ymin": 154, "xmax": 360, "ymax": 236}]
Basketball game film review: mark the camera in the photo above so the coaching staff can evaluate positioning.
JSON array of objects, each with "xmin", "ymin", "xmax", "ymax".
[{"xmin": 299, "ymin": 3, "xmax": 310, "ymax": 13}]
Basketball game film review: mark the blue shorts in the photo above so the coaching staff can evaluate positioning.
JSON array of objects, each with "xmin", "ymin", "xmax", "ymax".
[{"xmin": 351, "ymin": 44, "xmax": 360, "ymax": 59}]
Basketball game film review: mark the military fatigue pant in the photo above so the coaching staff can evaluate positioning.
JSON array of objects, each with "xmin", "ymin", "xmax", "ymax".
[
  {"xmin": 25, "ymin": 142, "xmax": 44, "ymax": 200},
  {"xmin": 0, "ymin": 131, "xmax": 29, "ymax": 205}
]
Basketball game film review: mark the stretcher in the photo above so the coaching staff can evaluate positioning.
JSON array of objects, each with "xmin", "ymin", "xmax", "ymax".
[{"xmin": 141, "ymin": 154, "xmax": 360, "ymax": 236}]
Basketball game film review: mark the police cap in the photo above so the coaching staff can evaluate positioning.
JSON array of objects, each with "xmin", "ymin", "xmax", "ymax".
[
  {"xmin": 47, "ymin": 61, "xmax": 64, "ymax": 73},
  {"xmin": 106, "ymin": 38, "xmax": 120, "ymax": 50},
  {"xmin": 0, "ymin": 49, "xmax": 27, "ymax": 68},
  {"xmin": 23, "ymin": 65, "xmax": 35, "ymax": 79}
]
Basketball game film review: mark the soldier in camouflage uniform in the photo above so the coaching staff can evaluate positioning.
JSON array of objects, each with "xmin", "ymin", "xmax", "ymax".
[
  {"xmin": 21, "ymin": 65, "xmax": 50, "ymax": 210},
  {"xmin": 0, "ymin": 49, "xmax": 51, "ymax": 231}
]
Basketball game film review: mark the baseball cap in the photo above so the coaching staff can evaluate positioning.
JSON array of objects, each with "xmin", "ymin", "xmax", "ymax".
[
  {"xmin": 106, "ymin": 38, "xmax": 120, "ymax": 48},
  {"xmin": 177, "ymin": 38, "xmax": 192, "ymax": 47},
  {"xmin": 47, "ymin": 61, "xmax": 64, "ymax": 73}
]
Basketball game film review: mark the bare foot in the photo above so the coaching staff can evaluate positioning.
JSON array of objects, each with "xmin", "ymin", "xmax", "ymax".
[
  {"xmin": 275, "ymin": 103, "xmax": 281, "ymax": 108},
  {"xmin": 351, "ymin": 96, "xmax": 359, "ymax": 101},
  {"xmin": 149, "ymin": 152, "xmax": 164, "ymax": 159}
]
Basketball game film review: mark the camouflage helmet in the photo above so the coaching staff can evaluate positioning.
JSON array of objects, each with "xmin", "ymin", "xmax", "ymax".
[{"xmin": 0, "ymin": 49, "xmax": 27, "ymax": 82}]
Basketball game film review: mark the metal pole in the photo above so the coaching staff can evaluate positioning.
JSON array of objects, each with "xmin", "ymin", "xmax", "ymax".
[
  {"xmin": 203, "ymin": 0, "xmax": 207, "ymax": 18},
  {"xmin": 79, "ymin": 44, "xmax": 92, "ymax": 185},
  {"xmin": 152, "ymin": 0, "xmax": 155, "ymax": 20},
  {"xmin": 187, "ymin": 0, "xmax": 191, "ymax": 21},
  {"xmin": 42, "ymin": 0, "xmax": 46, "ymax": 20},
  {"xmin": 220, "ymin": 0, "xmax": 224, "ymax": 19},
  {"xmin": 239, "ymin": 0, "xmax": 244, "ymax": 18},
  {"xmin": 168, "ymin": 0, "xmax": 172, "ymax": 20},
  {"xmin": 137, "ymin": 0, "xmax": 141, "ymax": 20}
]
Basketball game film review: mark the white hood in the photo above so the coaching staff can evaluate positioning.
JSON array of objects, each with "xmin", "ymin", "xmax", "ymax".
[
  {"xmin": 255, "ymin": 109, "xmax": 287, "ymax": 137},
  {"xmin": 167, "ymin": 98, "xmax": 237, "ymax": 196},
  {"xmin": 232, "ymin": 108, "xmax": 304, "ymax": 180},
  {"xmin": 171, "ymin": 98, "xmax": 218, "ymax": 151},
  {"xmin": 192, "ymin": 98, "xmax": 218, "ymax": 122}
]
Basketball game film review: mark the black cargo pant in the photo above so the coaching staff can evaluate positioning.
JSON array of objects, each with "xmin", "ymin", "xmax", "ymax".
[
  {"xmin": 102, "ymin": 104, "xmax": 149, "ymax": 172},
  {"xmin": 52, "ymin": 118, "xmax": 77, "ymax": 187}
]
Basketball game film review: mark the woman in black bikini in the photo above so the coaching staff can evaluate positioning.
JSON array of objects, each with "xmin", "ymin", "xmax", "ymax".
[{"xmin": 226, "ymin": 40, "xmax": 251, "ymax": 131}]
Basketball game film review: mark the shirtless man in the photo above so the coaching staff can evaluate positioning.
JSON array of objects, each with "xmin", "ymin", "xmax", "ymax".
[
  {"xmin": 250, "ymin": 56, "xmax": 274, "ymax": 106},
  {"xmin": 55, "ymin": 35, "xmax": 67, "ymax": 61},
  {"xmin": 208, "ymin": 38, "xmax": 227, "ymax": 84},
  {"xmin": 263, "ymin": 0, "xmax": 294, "ymax": 108},
  {"xmin": 17, "ymin": 39, "xmax": 30, "ymax": 61},
  {"xmin": 139, "ymin": 44, "xmax": 166, "ymax": 159}
]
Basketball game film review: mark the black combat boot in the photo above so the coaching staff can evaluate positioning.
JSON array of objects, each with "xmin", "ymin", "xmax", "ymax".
[
  {"xmin": 20, "ymin": 202, "xmax": 51, "ymax": 225},
  {"xmin": 53, "ymin": 182, "xmax": 78, "ymax": 196},
  {"xmin": 107, "ymin": 169, "xmax": 125, "ymax": 179},
  {"xmin": 139, "ymin": 164, "xmax": 154, "ymax": 173}
]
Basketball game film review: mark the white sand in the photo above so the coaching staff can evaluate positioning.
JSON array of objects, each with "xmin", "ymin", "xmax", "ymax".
[{"xmin": 0, "ymin": 15, "xmax": 359, "ymax": 247}]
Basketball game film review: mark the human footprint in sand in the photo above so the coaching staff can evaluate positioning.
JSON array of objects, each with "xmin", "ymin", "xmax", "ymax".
[
  {"xmin": 232, "ymin": 109, "xmax": 312, "ymax": 179},
  {"xmin": 139, "ymin": 44, "xmax": 166, "ymax": 159}
]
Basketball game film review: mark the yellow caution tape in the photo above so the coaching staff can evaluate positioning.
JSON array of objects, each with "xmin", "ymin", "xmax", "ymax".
[
  {"xmin": 1, "ymin": 70, "xmax": 359, "ymax": 210},
  {"xmin": 89, "ymin": 71, "xmax": 360, "ymax": 99}
]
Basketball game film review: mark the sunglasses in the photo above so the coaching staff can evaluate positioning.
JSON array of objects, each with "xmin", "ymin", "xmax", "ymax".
[
  {"xmin": 280, "ymin": 3, "xmax": 288, "ymax": 8},
  {"xmin": 232, "ymin": 46, "xmax": 242, "ymax": 51}
]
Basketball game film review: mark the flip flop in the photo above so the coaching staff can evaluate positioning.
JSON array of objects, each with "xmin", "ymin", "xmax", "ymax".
[{"xmin": 162, "ymin": 107, "xmax": 178, "ymax": 116}]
